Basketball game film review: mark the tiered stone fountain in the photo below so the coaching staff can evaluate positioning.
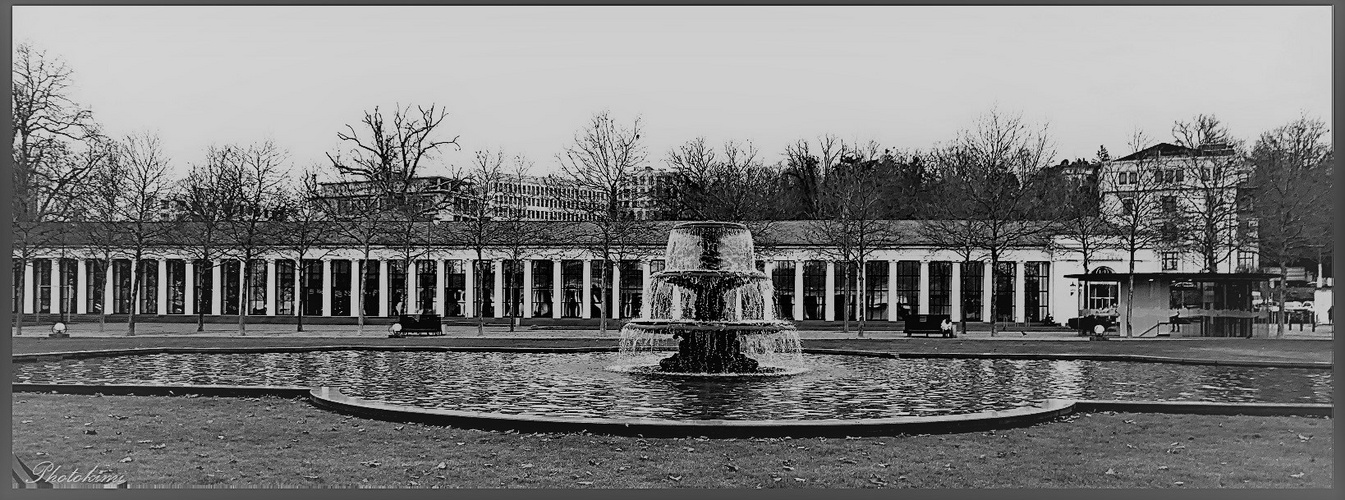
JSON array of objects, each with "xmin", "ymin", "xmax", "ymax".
[{"xmin": 619, "ymin": 222, "xmax": 802, "ymax": 374}]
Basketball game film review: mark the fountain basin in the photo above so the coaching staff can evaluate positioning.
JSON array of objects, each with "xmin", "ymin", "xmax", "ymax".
[{"xmin": 13, "ymin": 349, "xmax": 1332, "ymax": 420}]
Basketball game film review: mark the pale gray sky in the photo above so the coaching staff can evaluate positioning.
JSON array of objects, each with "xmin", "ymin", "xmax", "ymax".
[{"xmin": 12, "ymin": 5, "xmax": 1333, "ymax": 179}]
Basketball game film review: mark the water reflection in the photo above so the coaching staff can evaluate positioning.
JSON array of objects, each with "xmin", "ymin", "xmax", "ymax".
[{"xmin": 13, "ymin": 351, "xmax": 1332, "ymax": 421}]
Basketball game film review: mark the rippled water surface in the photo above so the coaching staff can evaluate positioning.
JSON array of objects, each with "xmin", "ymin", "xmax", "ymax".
[{"xmin": 13, "ymin": 350, "xmax": 1333, "ymax": 420}]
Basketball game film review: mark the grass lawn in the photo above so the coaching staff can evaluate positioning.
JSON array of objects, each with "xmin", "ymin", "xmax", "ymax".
[
  {"xmin": 10, "ymin": 336, "xmax": 1335, "ymax": 364},
  {"xmin": 11, "ymin": 393, "xmax": 1333, "ymax": 489}
]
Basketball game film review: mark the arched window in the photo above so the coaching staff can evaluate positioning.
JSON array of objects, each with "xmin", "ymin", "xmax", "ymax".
[{"xmin": 1092, "ymin": 267, "xmax": 1114, "ymax": 274}]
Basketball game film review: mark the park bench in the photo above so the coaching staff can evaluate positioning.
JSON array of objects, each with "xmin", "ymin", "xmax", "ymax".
[
  {"xmin": 388, "ymin": 314, "xmax": 444, "ymax": 338},
  {"xmin": 904, "ymin": 314, "xmax": 955, "ymax": 338}
]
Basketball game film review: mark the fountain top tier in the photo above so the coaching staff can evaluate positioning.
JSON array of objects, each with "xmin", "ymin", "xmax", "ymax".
[{"xmin": 662, "ymin": 221, "xmax": 756, "ymax": 273}]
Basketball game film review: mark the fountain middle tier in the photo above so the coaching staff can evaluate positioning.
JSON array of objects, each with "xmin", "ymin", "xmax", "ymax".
[
  {"xmin": 618, "ymin": 320, "xmax": 804, "ymax": 375},
  {"xmin": 646, "ymin": 271, "xmax": 778, "ymax": 322}
]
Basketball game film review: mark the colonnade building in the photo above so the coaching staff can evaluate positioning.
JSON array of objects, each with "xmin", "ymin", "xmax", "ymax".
[{"xmin": 13, "ymin": 221, "xmax": 1208, "ymax": 326}]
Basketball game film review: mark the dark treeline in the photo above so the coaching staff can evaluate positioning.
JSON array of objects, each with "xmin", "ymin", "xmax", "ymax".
[{"xmin": 649, "ymin": 136, "xmax": 1102, "ymax": 222}]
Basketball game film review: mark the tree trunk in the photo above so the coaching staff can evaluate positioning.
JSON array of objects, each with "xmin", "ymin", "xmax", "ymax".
[
  {"xmin": 1277, "ymin": 263, "xmax": 1288, "ymax": 339},
  {"xmin": 127, "ymin": 259, "xmax": 139, "ymax": 336},
  {"xmin": 195, "ymin": 277, "xmax": 206, "ymax": 332},
  {"xmin": 599, "ymin": 261, "xmax": 609, "ymax": 335},
  {"xmin": 988, "ymin": 254, "xmax": 998, "ymax": 337},
  {"xmin": 1125, "ymin": 251, "xmax": 1137, "ymax": 338},
  {"xmin": 356, "ymin": 257, "xmax": 366, "ymax": 335},
  {"xmin": 507, "ymin": 262, "xmax": 517, "ymax": 333},
  {"xmin": 14, "ymin": 261, "xmax": 25, "ymax": 336},
  {"xmin": 1079, "ymin": 262, "xmax": 1091, "ymax": 336},
  {"xmin": 856, "ymin": 260, "xmax": 866, "ymax": 337},
  {"xmin": 841, "ymin": 261, "xmax": 850, "ymax": 334},
  {"xmin": 238, "ymin": 260, "xmax": 248, "ymax": 336},
  {"xmin": 475, "ymin": 253, "xmax": 485, "ymax": 336}
]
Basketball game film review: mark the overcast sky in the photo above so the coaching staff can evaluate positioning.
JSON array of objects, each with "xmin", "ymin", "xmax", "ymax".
[{"xmin": 12, "ymin": 5, "xmax": 1333, "ymax": 180}]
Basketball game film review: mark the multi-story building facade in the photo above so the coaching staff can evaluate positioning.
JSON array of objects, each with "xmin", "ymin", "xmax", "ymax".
[
  {"xmin": 618, "ymin": 167, "xmax": 675, "ymax": 220},
  {"xmin": 316, "ymin": 175, "xmax": 616, "ymax": 222},
  {"xmin": 1098, "ymin": 142, "xmax": 1257, "ymax": 274}
]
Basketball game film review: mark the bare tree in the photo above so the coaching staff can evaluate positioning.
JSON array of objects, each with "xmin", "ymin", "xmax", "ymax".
[
  {"xmin": 554, "ymin": 111, "xmax": 660, "ymax": 334},
  {"xmin": 11, "ymin": 43, "xmax": 98, "ymax": 335},
  {"xmin": 311, "ymin": 180, "xmax": 388, "ymax": 334},
  {"xmin": 804, "ymin": 144, "xmax": 897, "ymax": 336},
  {"xmin": 1249, "ymin": 116, "xmax": 1333, "ymax": 337},
  {"xmin": 175, "ymin": 146, "xmax": 242, "ymax": 331},
  {"xmin": 1170, "ymin": 114, "xmax": 1250, "ymax": 273},
  {"xmin": 274, "ymin": 169, "xmax": 339, "ymax": 332},
  {"xmin": 325, "ymin": 103, "xmax": 462, "ymax": 329},
  {"xmin": 66, "ymin": 136, "xmax": 123, "ymax": 332},
  {"xmin": 326, "ymin": 103, "xmax": 460, "ymax": 206},
  {"xmin": 114, "ymin": 133, "xmax": 176, "ymax": 336},
  {"xmin": 780, "ymin": 135, "xmax": 846, "ymax": 219},
  {"xmin": 922, "ymin": 109, "xmax": 1058, "ymax": 336},
  {"xmin": 451, "ymin": 149, "xmax": 510, "ymax": 335},
  {"xmin": 492, "ymin": 155, "xmax": 559, "ymax": 331},
  {"xmin": 219, "ymin": 141, "xmax": 288, "ymax": 335},
  {"xmin": 1105, "ymin": 130, "xmax": 1171, "ymax": 338}
]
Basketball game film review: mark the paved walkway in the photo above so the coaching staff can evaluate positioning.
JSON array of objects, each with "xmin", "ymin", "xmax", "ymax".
[{"xmin": 11, "ymin": 320, "xmax": 1334, "ymax": 341}]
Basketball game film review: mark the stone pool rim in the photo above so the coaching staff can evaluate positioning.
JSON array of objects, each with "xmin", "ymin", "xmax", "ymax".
[
  {"xmin": 12, "ymin": 346, "xmax": 1333, "ymax": 437},
  {"xmin": 9, "ymin": 345, "xmax": 1334, "ymax": 370},
  {"xmin": 11, "ymin": 382, "xmax": 1332, "ymax": 437}
]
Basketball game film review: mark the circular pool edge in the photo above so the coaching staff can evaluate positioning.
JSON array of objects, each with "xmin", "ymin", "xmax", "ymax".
[{"xmin": 11, "ymin": 345, "xmax": 1334, "ymax": 438}]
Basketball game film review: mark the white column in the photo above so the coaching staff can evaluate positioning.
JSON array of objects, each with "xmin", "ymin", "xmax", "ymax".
[
  {"xmin": 551, "ymin": 259, "xmax": 563, "ymax": 319},
  {"xmin": 212, "ymin": 261, "xmax": 223, "ymax": 315},
  {"xmin": 103, "ymin": 264, "xmax": 113, "ymax": 316},
  {"xmin": 982, "ymin": 261, "xmax": 993, "ymax": 322},
  {"xmin": 463, "ymin": 259, "xmax": 475, "ymax": 318},
  {"xmin": 824, "ymin": 261, "xmax": 836, "ymax": 322},
  {"xmin": 522, "ymin": 260, "xmax": 534, "ymax": 319},
  {"xmin": 321, "ymin": 259, "xmax": 332, "ymax": 316},
  {"xmin": 265, "ymin": 259, "xmax": 277, "ymax": 316},
  {"xmin": 950, "ymin": 262, "xmax": 962, "ymax": 321},
  {"xmin": 184, "ymin": 260, "xmax": 195, "ymax": 316},
  {"xmin": 640, "ymin": 259, "xmax": 652, "ymax": 319},
  {"xmin": 76, "ymin": 259, "xmax": 88, "ymax": 314},
  {"xmin": 610, "ymin": 261, "xmax": 621, "ymax": 320},
  {"xmin": 50, "ymin": 259, "xmax": 63, "ymax": 314},
  {"xmin": 350, "ymin": 259, "xmax": 361, "ymax": 317},
  {"xmin": 918, "ymin": 260, "xmax": 931, "ymax": 315},
  {"xmin": 1014, "ymin": 261, "xmax": 1026, "ymax": 324},
  {"xmin": 581, "ymin": 259, "xmax": 592, "ymax": 319},
  {"xmin": 435, "ymin": 259, "xmax": 446, "ymax": 316},
  {"xmin": 23, "ymin": 260, "xmax": 35, "ymax": 314},
  {"xmin": 378, "ymin": 259, "xmax": 389, "ymax": 317},
  {"xmin": 887, "ymin": 260, "xmax": 898, "ymax": 322},
  {"xmin": 793, "ymin": 260, "xmax": 804, "ymax": 320},
  {"xmin": 156, "ymin": 259, "xmax": 167, "ymax": 315},
  {"xmin": 492, "ymin": 259, "xmax": 504, "ymax": 318}
]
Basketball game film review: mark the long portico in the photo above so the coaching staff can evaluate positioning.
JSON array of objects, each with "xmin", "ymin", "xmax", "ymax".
[{"xmin": 12, "ymin": 251, "xmax": 1059, "ymax": 325}]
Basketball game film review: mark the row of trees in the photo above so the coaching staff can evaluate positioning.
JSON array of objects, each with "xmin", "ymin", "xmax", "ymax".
[
  {"xmin": 12, "ymin": 43, "xmax": 664, "ymax": 337},
  {"xmin": 12, "ymin": 43, "xmax": 1332, "ymax": 340}
]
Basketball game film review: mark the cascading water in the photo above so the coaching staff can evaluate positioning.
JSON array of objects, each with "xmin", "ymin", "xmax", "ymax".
[{"xmin": 618, "ymin": 222, "xmax": 803, "ymax": 374}]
